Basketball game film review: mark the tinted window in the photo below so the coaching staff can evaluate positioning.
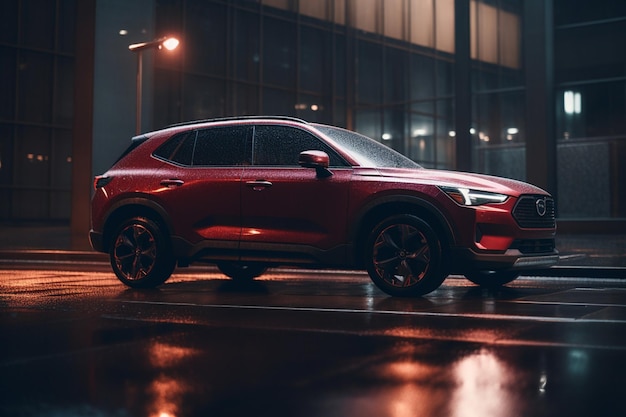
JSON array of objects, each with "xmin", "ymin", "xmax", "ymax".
[
  {"xmin": 154, "ymin": 126, "xmax": 250, "ymax": 167},
  {"xmin": 252, "ymin": 125, "xmax": 346, "ymax": 167},
  {"xmin": 193, "ymin": 126, "xmax": 250, "ymax": 166},
  {"xmin": 153, "ymin": 131, "xmax": 195, "ymax": 166}
]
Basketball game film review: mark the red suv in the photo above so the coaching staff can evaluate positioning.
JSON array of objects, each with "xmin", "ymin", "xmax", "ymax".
[{"xmin": 90, "ymin": 116, "xmax": 558, "ymax": 296}]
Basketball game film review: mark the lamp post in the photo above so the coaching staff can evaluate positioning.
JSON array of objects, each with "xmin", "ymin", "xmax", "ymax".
[{"xmin": 128, "ymin": 36, "xmax": 179, "ymax": 135}]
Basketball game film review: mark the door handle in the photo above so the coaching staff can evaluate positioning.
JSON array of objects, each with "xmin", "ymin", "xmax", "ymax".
[
  {"xmin": 160, "ymin": 179, "xmax": 185, "ymax": 187},
  {"xmin": 245, "ymin": 180, "xmax": 272, "ymax": 191}
]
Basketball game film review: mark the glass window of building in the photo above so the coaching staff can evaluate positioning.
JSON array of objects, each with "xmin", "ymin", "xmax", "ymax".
[
  {"xmin": 554, "ymin": 0, "xmax": 626, "ymax": 219},
  {"xmin": 470, "ymin": 0, "xmax": 525, "ymax": 182},
  {"xmin": 0, "ymin": 0, "xmax": 76, "ymax": 221}
]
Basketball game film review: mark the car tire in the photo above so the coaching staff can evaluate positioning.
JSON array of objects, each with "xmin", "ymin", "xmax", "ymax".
[
  {"xmin": 464, "ymin": 271, "xmax": 520, "ymax": 287},
  {"xmin": 365, "ymin": 215, "xmax": 447, "ymax": 297},
  {"xmin": 109, "ymin": 216, "xmax": 176, "ymax": 288},
  {"xmin": 217, "ymin": 262, "xmax": 267, "ymax": 281}
]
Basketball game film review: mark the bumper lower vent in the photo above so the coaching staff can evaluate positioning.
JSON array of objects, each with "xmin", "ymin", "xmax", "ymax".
[{"xmin": 511, "ymin": 239, "xmax": 556, "ymax": 254}]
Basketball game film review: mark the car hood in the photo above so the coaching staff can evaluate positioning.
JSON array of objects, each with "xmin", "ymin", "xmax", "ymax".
[{"xmin": 363, "ymin": 167, "xmax": 550, "ymax": 197}]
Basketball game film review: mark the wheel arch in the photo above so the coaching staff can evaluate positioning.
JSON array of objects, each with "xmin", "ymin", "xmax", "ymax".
[
  {"xmin": 351, "ymin": 196, "xmax": 456, "ymax": 268},
  {"xmin": 101, "ymin": 197, "xmax": 173, "ymax": 253}
]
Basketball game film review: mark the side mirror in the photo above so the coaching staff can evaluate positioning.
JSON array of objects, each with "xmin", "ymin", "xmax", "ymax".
[{"xmin": 298, "ymin": 150, "xmax": 333, "ymax": 178}]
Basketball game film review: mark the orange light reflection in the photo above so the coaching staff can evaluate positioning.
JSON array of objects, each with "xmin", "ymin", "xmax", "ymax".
[
  {"xmin": 149, "ymin": 342, "xmax": 198, "ymax": 367},
  {"xmin": 146, "ymin": 342, "xmax": 200, "ymax": 417}
]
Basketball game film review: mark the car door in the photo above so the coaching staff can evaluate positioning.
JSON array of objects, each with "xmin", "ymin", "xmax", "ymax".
[
  {"xmin": 153, "ymin": 125, "xmax": 250, "ymax": 246},
  {"xmin": 240, "ymin": 124, "xmax": 352, "ymax": 258}
]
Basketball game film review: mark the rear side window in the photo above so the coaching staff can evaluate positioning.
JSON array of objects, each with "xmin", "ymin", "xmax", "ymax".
[
  {"xmin": 153, "ymin": 131, "xmax": 195, "ymax": 166},
  {"xmin": 153, "ymin": 126, "xmax": 250, "ymax": 166}
]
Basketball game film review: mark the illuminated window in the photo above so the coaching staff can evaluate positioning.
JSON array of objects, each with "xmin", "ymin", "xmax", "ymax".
[
  {"xmin": 564, "ymin": 91, "xmax": 582, "ymax": 115},
  {"xmin": 410, "ymin": 0, "xmax": 434, "ymax": 47},
  {"xmin": 384, "ymin": 0, "xmax": 405, "ymax": 40},
  {"xmin": 436, "ymin": 0, "xmax": 455, "ymax": 53},
  {"xmin": 334, "ymin": 0, "xmax": 346, "ymax": 25},
  {"xmin": 471, "ymin": 0, "xmax": 521, "ymax": 68},
  {"xmin": 352, "ymin": 0, "xmax": 380, "ymax": 33}
]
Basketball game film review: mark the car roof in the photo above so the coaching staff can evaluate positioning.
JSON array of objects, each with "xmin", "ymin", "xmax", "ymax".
[
  {"xmin": 166, "ymin": 115, "xmax": 309, "ymax": 129},
  {"xmin": 132, "ymin": 116, "xmax": 313, "ymax": 143}
]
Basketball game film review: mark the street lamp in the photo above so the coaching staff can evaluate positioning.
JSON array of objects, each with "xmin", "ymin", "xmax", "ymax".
[{"xmin": 129, "ymin": 36, "xmax": 180, "ymax": 135}]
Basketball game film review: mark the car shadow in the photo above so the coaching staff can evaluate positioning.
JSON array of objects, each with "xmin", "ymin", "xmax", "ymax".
[
  {"xmin": 459, "ymin": 284, "xmax": 527, "ymax": 301},
  {"xmin": 216, "ymin": 279, "xmax": 270, "ymax": 294},
  {"xmin": 115, "ymin": 278, "xmax": 270, "ymax": 299},
  {"xmin": 374, "ymin": 294, "xmax": 437, "ymax": 310}
]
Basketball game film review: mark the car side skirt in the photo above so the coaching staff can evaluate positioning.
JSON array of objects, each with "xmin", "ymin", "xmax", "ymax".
[{"xmin": 171, "ymin": 236, "xmax": 353, "ymax": 268}]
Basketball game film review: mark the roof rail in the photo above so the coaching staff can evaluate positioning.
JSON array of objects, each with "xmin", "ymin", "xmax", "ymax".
[{"xmin": 167, "ymin": 115, "xmax": 308, "ymax": 128}]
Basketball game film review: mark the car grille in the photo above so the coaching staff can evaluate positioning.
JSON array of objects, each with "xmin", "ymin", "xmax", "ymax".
[
  {"xmin": 511, "ymin": 239, "xmax": 556, "ymax": 254},
  {"xmin": 512, "ymin": 195, "xmax": 556, "ymax": 228}
]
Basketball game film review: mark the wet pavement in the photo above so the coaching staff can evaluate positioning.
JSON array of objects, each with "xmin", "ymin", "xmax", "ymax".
[{"xmin": 1, "ymin": 265, "xmax": 626, "ymax": 417}]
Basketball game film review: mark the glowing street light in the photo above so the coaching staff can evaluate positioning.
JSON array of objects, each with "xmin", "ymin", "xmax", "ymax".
[{"xmin": 129, "ymin": 36, "xmax": 180, "ymax": 134}]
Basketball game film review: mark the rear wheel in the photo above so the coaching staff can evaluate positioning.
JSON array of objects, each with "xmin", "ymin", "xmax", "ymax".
[
  {"xmin": 109, "ymin": 217, "xmax": 175, "ymax": 288},
  {"xmin": 365, "ymin": 215, "xmax": 447, "ymax": 297},
  {"xmin": 464, "ymin": 270, "xmax": 520, "ymax": 287},
  {"xmin": 217, "ymin": 262, "xmax": 267, "ymax": 282}
]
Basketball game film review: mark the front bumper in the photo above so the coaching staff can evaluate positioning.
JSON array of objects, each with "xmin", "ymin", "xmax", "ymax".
[{"xmin": 448, "ymin": 246, "xmax": 559, "ymax": 273}]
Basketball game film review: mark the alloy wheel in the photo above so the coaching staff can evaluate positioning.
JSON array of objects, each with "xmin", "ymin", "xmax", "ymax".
[
  {"xmin": 113, "ymin": 223, "xmax": 157, "ymax": 281},
  {"xmin": 372, "ymin": 223, "xmax": 431, "ymax": 288}
]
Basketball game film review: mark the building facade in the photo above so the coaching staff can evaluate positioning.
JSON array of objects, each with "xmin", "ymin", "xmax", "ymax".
[{"xmin": 0, "ymin": 0, "xmax": 624, "ymax": 248}]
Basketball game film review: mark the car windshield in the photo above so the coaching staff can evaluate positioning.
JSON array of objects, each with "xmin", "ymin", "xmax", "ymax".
[{"xmin": 313, "ymin": 124, "xmax": 421, "ymax": 169}]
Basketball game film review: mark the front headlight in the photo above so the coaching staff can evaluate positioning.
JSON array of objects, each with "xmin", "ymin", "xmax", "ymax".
[{"xmin": 439, "ymin": 186, "xmax": 508, "ymax": 206}]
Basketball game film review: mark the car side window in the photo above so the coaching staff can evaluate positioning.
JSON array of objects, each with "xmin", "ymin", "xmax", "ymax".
[
  {"xmin": 153, "ymin": 126, "xmax": 251, "ymax": 167},
  {"xmin": 153, "ymin": 131, "xmax": 196, "ymax": 166},
  {"xmin": 193, "ymin": 126, "xmax": 251, "ymax": 166},
  {"xmin": 252, "ymin": 125, "xmax": 347, "ymax": 167}
]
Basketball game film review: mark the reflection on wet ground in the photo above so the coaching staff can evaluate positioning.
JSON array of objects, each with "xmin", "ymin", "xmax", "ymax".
[{"xmin": 1, "ymin": 269, "xmax": 625, "ymax": 416}]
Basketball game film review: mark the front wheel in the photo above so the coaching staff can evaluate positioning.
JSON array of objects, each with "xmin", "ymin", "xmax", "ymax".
[
  {"xmin": 217, "ymin": 262, "xmax": 268, "ymax": 282},
  {"xmin": 365, "ymin": 215, "xmax": 447, "ymax": 297},
  {"xmin": 109, "ymin": 217, "xmax": 176, "ymax": 288},
  {"xmin": 464, "ymin": 271, "xmax": 520, "ymax": 287}
]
